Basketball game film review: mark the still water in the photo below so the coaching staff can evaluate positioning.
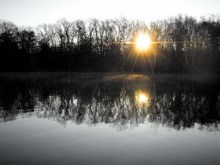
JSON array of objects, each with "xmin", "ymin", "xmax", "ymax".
[{"xmin": 0, "ymin": 73, "xmax": 220, "ymax": 165}]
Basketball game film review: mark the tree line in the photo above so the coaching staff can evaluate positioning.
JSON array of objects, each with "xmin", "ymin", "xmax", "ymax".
[{"xmin": 0, "ymin": 15, "xmax": 220, "ymax": 72}]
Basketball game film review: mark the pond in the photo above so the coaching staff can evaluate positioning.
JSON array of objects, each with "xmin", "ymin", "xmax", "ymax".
[{"xmin": 0, "ymin": 73, "xmax": 220, "ymax": 165}]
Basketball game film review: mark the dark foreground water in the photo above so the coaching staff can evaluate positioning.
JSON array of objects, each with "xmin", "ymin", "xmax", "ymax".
[{"xmin": 0, "ymin": 73, "xmax": 220, "ymax": 165}]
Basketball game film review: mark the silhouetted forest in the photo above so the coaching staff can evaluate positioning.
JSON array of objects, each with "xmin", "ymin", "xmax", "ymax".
[{"xmin": 0, "ymin": 15, "xmax": 220, "ymax": 72}]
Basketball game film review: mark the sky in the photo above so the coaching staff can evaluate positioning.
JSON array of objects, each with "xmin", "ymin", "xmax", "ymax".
[{"xmin": 0, "ymin": 0, "xmax": 219, "ymax": 27}]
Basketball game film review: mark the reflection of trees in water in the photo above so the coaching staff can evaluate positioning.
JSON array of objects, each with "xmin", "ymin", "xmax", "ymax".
[
  {"xmin": 34, "ymin": 89, "xmax": 148, "ymax": 130},
  {"xmin": 150, "ymin": 93, "xmax": 210, "ymax": 129},
  {"xmin": 0, "ymin": 109, "xmax": 17, "ymax": 122},
  {"xmin": 0, "ymin": 77, "xmax": 219, "ymax": 131},
  {"xmin": 33, "ymin": 84, "xmax": 220, "ymax": 130},
  {"xmin": 32, "ymin": 89, "xmax": 220, "ymax": 131}
]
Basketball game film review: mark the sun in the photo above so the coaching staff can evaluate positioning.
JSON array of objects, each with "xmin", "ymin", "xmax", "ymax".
[{"xmin": 135, "ymin": 32, "xmax": 152, "ymax": 50}]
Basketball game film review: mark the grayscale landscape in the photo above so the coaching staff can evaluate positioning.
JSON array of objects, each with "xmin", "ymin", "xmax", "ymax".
[{"xmin": 0, "ymin": 0, "xmax": 220, "ymax": 165}]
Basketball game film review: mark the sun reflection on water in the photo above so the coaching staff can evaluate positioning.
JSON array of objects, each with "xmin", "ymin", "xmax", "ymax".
[{"xmin": 135, "ymin": 90, "xmax": 151, "ymax": 108}]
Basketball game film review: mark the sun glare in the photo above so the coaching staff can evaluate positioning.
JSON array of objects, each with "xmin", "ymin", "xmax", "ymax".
[{"xmin": 136, "ymin": 32, "xmax": 152, "ymax": 50}]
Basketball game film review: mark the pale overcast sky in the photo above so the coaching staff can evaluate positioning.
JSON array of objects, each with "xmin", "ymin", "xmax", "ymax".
[{"xmin": 0, "ymin": 0, "xmax": 219, "ymax": 26}]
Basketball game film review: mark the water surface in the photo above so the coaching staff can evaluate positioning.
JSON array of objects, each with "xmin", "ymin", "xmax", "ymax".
[{"xmin": 0, "ymin": 73, "xmax": 220, "ymax": 165}]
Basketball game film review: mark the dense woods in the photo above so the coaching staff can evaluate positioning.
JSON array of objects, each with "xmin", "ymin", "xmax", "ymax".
[{"xmin": 0, "ymin": 15, "xmax": 220, "ymax": 73}]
